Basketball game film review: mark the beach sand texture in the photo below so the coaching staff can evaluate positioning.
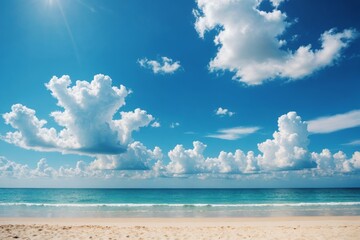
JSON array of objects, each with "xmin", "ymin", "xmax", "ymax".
[{"xmin": 1, "ymin": 217, "xmax": 360, "ymax": 240}]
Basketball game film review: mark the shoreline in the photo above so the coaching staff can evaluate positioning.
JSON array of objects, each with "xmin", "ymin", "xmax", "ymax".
[
  {"xmin": 2, "ymin": 215, "xmax": 360, "ymax": 225},
  {"xmin": 1, "ymin": 216, "xmax": 359, "ymax": 239}
]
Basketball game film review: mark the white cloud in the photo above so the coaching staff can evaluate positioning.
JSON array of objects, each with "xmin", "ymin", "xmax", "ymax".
[
  {"xmin": 151, "ymin": 121, "xmax": 161, "ymax": 128},
  {"xmin": 33, "ymin": 158, "xmax": 57, "ymax": 177},
  {"xmin": 0, "ymin": 156, "xmax": 31, "ymax": 178},
  {"xmin": 138, "ymin": 56, "xmax": 181, "ymax": 74},
  {"xmin": 206, "ymin": 126, "xmax": 259, "ymax": 140},
  {"xmin": 2, "ymin": 104, "xmax": 61, "ymax": 152},
  {"xmin": 113, "ymin": 108, "xmax": 155, "ymax": 144},
  {"xmin": 307, "ymin": 110, "xmax": 360, "ymax": 134},
  {"xmin": 2, "ymin": 110, "xmax": 360, "ymax": 179},
  {"xmin": 194, "ymin": 0, "xmax": 357, "ymax": 85},
  {"xmin": 167, "ymin": 112, "xmax": 360, "ymax": 176},
  {"xmin": 269, "ymin": 0, "xmax": 285, "ymax": 8},
  {"xmin": 311, "ymin": 149, "xmax": 360, "ymax": 175},
  {"xmin": 352, "ymin": 152, "xmax": 360, "ymax": 170},
  {"xmin": 90, "ymin": 141, "xmax": 163, "ymax": 170},
  {"xmin": 165, "ymin": 141, "xmax": 258, "ymax": 175},
  {"xmin": 167, "ymin": 141, "xmax": 207, "ymax": 174},
  {"xmin": 344, "ymin": 140, "xmax": 360, "ymax": 146},
  {"xmin": 311, "ymin": 149, "xmax": 345, "ymax": 175},
  {"xmin": 58, "ymin": 161, "xmax": 94, "ymax": 178},
  {"xmin": 215, "ymin": 107, "xmax": 235, "ymax": 117},
  {"xmin": 205, "ymin": 150, "xmax": 259, "ymax": 174},
  {"xmin": 257, "ymin": 112, "xmax": 315, "ymax": 171},
  {"xmin": 0, "ymin": 156, "xmax": 111, "ymax": 179},
  {"xmin": 170, "ymin": 122, "xmax": 180, "ymax": 128},
  {"xmin": 2, "ymin": 74, "xmax": 154, "ymax": 155},
  {"xmin": 280, "ymin": 29, "xmax": 356, "ymax": 79}
]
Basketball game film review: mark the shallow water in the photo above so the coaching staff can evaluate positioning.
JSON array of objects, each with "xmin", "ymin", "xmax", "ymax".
[{"xmin": 1, "ymin": 188, "xmax": 360, "ymax": 217}]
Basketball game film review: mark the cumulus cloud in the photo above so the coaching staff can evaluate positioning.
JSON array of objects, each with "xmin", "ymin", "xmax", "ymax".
[
  {"xmin": 215, "ymin": 107, "xmax": 235, "ymax": 117},
  {"xmin": 0, "ymin": 156, "xmax": 31, "ymax": 178},
  {"xmin": 0, "ymin": 156, "xmax": 112, "ymax": 179},
  {"xmin": 311, "ymin": 150, "xmax": 360, "ymax": 175},
  {"xmin": 167, "ymin": 141, "xmax": 207, "ymax": 174},
  {"xmin": 352, "ymin": 152, "xmax": 360, "ymax": 170},
  {"xmin": 113, "ymin": 108, "xmax": 155, "ymax": 144},
  {"xmin": 205, "ymin": 150, "xmax": 259, "ymax": 174},
  {"xmin": 151, "ymin": 121, "xmax": 161, "ymax": 128},
  {"xmin": 0, "ymin": 155, "xmax": 156, "ymax": 180},
  {"xmin": 307, "ymin": 110, "xmax": 360, "ymax": 134},
  {"xmin": 2, "ymin": 104, "xmax": 61, "ymax": 152},
  {"xmin": 58, "ymin": 161, "xmax": 95, "ymax": 178},
  {"xmin": 2, "ymin": 111, "xmax": 360, "ymax": 180},
  {"xmin": 194, "ymin": 0, "xmax": 357, "ymax": 85},
  {"xmin": 206, "ymin": 126, "xmax": 259, "ymax": 140},
  {"xmin": 0, "ymin": 157, "xmax": 55, "ymax": 178},
  {"xmin": 280, "ymin": 29, "xmax": 356, "ymax": 79},
  {"xmin": 138, "ymin": 56, "xmax": 181, "ymax": 74},
  {"xmin": 165, "ymin": 112, "xmax": 360, "ymax": 176},
  {"xmin": 2, "ymin": 74, "xmax": 154, "ymax": 155},
  {"xmin": 165, "ymin": 141, "xmax": 258, "ymax": 175},
  {"xmin": 269, "ymin": 0, "xmax": 285, "ymax": 8},
  {"xmin": 90, "ymin": 141, "xmax": 163, "ymax": 170},
  {"xmin": 257, "ymin": 112, "xmax": 315, "ymax": 171},
  {"xmin": 33, "ymin": 158, "xmax": 57, "ymax": 177},
  {"xmin": 2, "ymin": 109, "xmax": 360, "ymax": 179}
]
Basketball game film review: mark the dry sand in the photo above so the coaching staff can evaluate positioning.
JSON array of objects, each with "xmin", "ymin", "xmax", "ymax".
[{"xmin": 1, "ymin": 216, "xmax": 360, "ymax": 239}]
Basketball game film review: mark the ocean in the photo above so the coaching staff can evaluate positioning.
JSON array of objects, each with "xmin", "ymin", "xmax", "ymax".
[{"xmin": 1, "ymin": 188, "xmax": 360, "ymax": 218}]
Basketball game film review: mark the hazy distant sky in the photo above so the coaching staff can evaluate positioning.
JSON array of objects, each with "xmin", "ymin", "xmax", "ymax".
[{"xmin": 1, "ymin": 0, "xmax": 360, "ymax": 187}]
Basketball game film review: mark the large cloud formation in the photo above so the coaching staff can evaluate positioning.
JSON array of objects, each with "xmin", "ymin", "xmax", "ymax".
[
  {"xmin": 2, "ymin": 111, "xmax": 360, "ymax": 179},
  {"xmin": 258, "ymin": 112, "xmax": 314, "ymax": 171},
  {"xmin": 164, "ymin": 112, "xmax": 314, "ymax": 175},
  {"xmin": 2, "ymin": 74, "xmax": 155, "ymax": 155},
  {"xmin": 194, "ymin": 0, "xmax": 358, "ymax": 85},
  {"xmin": 1, "ymin": 76, "xmax": 359, "ymax": 176},
  {"xmin": 162, "ymin": 112, "xmax": 358, "ymax": 177}
]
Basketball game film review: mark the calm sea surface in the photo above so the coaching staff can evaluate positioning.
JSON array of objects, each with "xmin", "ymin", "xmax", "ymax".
[{"xmin": 1, "ymin": 188, "xmax": 360, "ymax": 217}]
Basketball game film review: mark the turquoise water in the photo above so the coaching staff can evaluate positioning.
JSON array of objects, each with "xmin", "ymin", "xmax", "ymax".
[{"xmin": 1, "ymin": 188, "xmax": 360, "ymax": 217}]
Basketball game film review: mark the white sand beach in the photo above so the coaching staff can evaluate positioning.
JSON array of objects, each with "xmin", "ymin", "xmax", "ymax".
[{"xmin": 1, "ymin": 216, "xmax": 359, "ymax": 239}]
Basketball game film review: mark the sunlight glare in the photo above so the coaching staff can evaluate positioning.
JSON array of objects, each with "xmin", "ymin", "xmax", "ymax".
[{"xmin": 46, "ymin": 0, "xmax": 57, "ymax": 7}]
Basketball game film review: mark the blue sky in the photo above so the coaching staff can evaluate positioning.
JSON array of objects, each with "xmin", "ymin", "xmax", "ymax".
[{"xmin": 0, "ymin": 0, "xmax": 360, "ymax": 187}]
